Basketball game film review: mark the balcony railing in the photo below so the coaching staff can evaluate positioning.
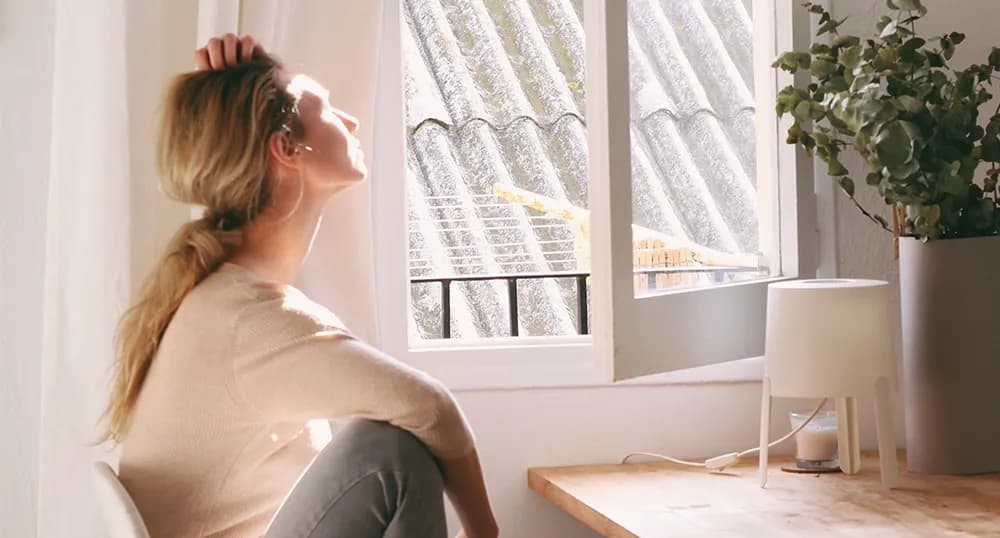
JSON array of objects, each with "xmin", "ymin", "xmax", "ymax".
[{"xmin": 410, "ymin": 266, "xmax": 761, "ymax": 339}]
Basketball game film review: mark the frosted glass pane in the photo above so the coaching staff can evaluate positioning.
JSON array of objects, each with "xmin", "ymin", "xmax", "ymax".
[
  {"xmin": 403, "ymin": 0, "xmax": 771, "ymax": 336},
  {"xmin": 627, "ymin": 0, "xmax": 769, "ymax": 296}
]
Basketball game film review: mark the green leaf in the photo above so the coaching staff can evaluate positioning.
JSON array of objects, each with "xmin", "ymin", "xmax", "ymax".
[
  {"xmin": 989, "ymin": 48, "xmax": 1000, "ymax": 70},
  {"xmin": 810, "ymin": 43, "xmax": 833, "ymax": 56},
  {"xmin": 839, "ymin": 44, "xmax": 863, "ymax": 69},
  {"xmin": 811, "ymin": 58, "xmax": 838, "ymax": 78},
  {"xmin": 956, "ymin": 72, "xmax": 976, "ymax": 99},
  {"xmin": 880, "ymin": 19, "xmax": 899, "ymax": 38},
  {"xmin": 902, "ymin": 37, "xmax": 927, "ymax": 51},
  {"xmin": 833, "ymin": 35, "xmax": 861, "ymax": 49},
  {"xmin": 949, "ymin": 32, "xmax": 966, "ymax": 45},
  {"xmin": 839, "ymin": 176, "xmax": 855, "ymax": 195},
  {"xmin": 773, "ymin": 52, "xmax": 803, "ymax": 72},
  {"xmin": 818, "ymin": 17, "xmax": 847, "ymax": 36},
  {"xmin": 896, "ymin": 95, "xmax": 922, "ymax": 113},
  {"xmin": 982, "ymin": 136, "xmax": 1000, "ymax": 161},
  {"xmin": 775, "ymin": 86, "xmax": 808, "ymax": 116},
  {"xmin": 828, "ymin": 75, "xmax": 850, "ymax": 92},
  {"xmin": 874, "ymin": 120, "xmax": 918, "ymax": 169},
  {"xmin": 890, "ymin": 0, "xmax": 925, "ymax": 11},
  {"xmin": 793, "ymin": 100, "xmax": 813, "ymax": 122},
  {"xmin": 939, "ymin": 172, "xmax": 968, "ymax": 196},
  {"xmin": 876, "ymin": 16, "xmax": 893, "ymax": 34},
  {"xmin": 943, "ymin": 38, "xmax": 956, "ymax": 60}
]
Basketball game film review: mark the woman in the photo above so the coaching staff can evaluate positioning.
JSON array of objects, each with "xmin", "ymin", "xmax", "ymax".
[{"xmin": 103, "ymin": 35, "xmax": 498, "ymax": 538}]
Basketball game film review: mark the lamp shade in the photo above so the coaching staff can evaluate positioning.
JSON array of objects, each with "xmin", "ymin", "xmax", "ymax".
[{"xmin": 765, "ymin": 279, "xmax": 896, "ymax": 398}]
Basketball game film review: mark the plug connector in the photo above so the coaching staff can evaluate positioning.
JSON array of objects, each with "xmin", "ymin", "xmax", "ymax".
[{"xmin": 704, "ymin": 452, "xmax": 741, "ymax": 472}]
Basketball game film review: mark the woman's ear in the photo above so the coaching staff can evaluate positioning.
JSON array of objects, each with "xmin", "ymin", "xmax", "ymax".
[{"xmin": 267, "ymin": 130, "xmax": 300, "ymax": 170}]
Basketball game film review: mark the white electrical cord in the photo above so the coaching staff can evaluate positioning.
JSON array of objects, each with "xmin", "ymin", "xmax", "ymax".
[{"xmin": 620, "ymin": 398, "xmax": 830, "ymax": 472}]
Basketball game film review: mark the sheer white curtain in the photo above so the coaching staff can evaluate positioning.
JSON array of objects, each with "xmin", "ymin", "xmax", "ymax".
[
  {"xmin": 240, "ymin": 0, "xmax": 385, "ymax": 343},
  {"xmin": 35, "ymin": 0, "xmax": 132, "ymax": 536}
]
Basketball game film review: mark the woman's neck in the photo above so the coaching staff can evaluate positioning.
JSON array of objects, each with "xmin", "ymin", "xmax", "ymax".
[{"xmin": 227, "ymin": 200, "xmax": 325, "ymax": 285}]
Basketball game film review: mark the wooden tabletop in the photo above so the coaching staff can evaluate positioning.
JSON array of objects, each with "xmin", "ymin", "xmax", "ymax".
[{"xmin": 528, "ymin": 452, "xmax": 1000, "ymax": 537}]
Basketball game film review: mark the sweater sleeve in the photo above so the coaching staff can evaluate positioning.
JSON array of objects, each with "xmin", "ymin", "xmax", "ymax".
[{"xmin": 229, "ymin": 291, "xmax": 475, "ymax": 460}]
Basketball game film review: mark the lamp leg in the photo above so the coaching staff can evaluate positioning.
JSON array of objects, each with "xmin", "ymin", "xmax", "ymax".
[
  {"xmin": 760, "ymin": 377, "xmax": 772, "ymax": 488},
  {"xmin": 874, "ymin": 376, "xmax": 899, "ymax": 489},
  {"xmin": 837, "ymin": 397, "xmax": 861, "ymax": 474}
]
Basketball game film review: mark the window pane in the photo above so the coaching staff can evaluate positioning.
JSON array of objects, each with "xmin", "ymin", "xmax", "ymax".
[
  {"xmin": 627, "ymin": 0, "xmax": 771, "ymax": 296},
  {"xmin": 404, "ymin": 0, "xmax": 588, "ymax": 340},
  {"xmin": 403, "ymin": 0, "xmax": 771, "ymax": 339}
]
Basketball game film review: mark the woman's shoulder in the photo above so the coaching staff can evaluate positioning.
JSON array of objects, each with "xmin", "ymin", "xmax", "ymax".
[{"xmin": 211, "ymin": 263, "xmax": 350, "ymax": 348}]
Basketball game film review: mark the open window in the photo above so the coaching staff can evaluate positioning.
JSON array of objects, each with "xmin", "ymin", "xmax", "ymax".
[
  {"xmin": 373, "ymin": 0, "xmax": 816, "ymax": 388},
  {"xmin": 586, "ymin": 0, "xmax": 817, "ymax": 380}
]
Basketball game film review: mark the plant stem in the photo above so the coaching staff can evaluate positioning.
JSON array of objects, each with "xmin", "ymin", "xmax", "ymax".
[{"xmin": 847, "ymin": 193, "xmax": 892, "ymax": 232}]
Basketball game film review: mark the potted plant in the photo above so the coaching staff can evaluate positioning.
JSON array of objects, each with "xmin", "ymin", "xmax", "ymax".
[{"xmin": 773, "ymin": 0, "xmax": 1000, "ymax": 474}]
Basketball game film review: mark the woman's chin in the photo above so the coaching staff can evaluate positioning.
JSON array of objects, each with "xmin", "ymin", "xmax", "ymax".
[
  {"xmin": 351, "ymin": 162, "xmax": 368, "ymax": 180},
  {"xmin": 321, "ymin": 169, "xmax": 367, "ymax": 194}
]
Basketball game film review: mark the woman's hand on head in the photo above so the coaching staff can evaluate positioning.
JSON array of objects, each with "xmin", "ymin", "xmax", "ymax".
[{"xmin": 194, "ymin": 34, "xmax": 262, "ymax": 71}]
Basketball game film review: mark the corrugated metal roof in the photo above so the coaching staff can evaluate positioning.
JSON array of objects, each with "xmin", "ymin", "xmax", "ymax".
[{"xmin": 403, "ymin": 0, "xmax": 759, "ymax": 339}]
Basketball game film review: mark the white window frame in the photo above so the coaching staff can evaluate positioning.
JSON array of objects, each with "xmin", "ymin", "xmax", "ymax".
[{"xmin": 373, "ymin": 0, "xmax": 817, "ymax": 390}]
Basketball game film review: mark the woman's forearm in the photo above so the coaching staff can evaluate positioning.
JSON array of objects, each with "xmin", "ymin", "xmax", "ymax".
[{"xmin": 439, "ymin": 448, "xmax": 498, "ymax": 538}]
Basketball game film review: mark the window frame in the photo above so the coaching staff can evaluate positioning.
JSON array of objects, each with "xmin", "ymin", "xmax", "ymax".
[
  {"xmin": 588, "ymin": 0, "xmax": 818, "ymax": 381},
  {"xmin": 373, "ymin": 0, "xmax": 818, "ymax": 390}
]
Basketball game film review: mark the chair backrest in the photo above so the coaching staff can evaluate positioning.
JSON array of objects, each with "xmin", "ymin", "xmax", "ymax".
[{"xmin": 91, "ymin": 462, "xmax": 150, "ymax": 538}]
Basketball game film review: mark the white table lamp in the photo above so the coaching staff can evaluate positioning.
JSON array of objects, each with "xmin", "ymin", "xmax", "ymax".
[{"xmin": 760, "ymin": 279, "xmax": 899, "ymax": 488}]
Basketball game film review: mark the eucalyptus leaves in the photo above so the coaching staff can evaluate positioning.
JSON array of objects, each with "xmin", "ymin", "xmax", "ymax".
[{"xmin": 774, "ymin": 0, "xmax": 1000, "ymax": 239}]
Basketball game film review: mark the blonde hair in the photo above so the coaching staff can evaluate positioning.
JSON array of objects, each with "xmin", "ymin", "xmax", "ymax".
[{"xmin": 100, "ymin": 54, "xmax": 301, "ymax": 443}]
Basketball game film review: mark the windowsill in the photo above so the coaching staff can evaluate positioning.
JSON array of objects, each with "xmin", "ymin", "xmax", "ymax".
[
  {"xmin": 427, "ymin": 348, "xmax": 764, "ymax": 393},
  {"xmin": 617, "ymin": 355, "xmax": 764, "ymax": 386}
]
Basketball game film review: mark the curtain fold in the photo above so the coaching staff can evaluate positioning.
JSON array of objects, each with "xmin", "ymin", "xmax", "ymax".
[{"xmin": 35, "ymin": 0, "xmax": 132, "ymax": 536}]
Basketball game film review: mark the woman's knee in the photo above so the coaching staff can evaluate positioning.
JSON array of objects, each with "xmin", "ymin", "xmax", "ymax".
[{"xmin": 333, "ymin": 420, "xmax": 441, "ymax": 482}]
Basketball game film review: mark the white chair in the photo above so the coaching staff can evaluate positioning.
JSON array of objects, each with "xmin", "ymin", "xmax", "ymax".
[{"xmin": 92, "ymin": 462, "xmax": 150, "ymax": 538}]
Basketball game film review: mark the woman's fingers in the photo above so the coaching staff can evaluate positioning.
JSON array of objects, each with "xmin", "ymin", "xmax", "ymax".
[
  {"xmin": 206, "ymin": 37, "xmax": 224, "ymax": 70},
  {"xmin": 194, "ymin": 35, "xmax": 264, "ymax": 71},
  {"xmin": 193, "ymin": 48, "xmax": 211, "ymax": 71},
  {"xmin": 239, "ymin": 35, "xmax": 257, "ymax": 63},
  {"xmin": 222, "ymin": 33, "xmax": 238, "ymax": 67}
]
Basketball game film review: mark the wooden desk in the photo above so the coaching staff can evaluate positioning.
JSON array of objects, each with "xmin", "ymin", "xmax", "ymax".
[{"xmin": 528, "ymin": 452, "xmax": 1000, "ymax": 537}]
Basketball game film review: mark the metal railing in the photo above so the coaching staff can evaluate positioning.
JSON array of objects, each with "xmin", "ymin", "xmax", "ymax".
[{"xmin": 410, "ymin": 266, "xmax": 762, "ymax": 339}]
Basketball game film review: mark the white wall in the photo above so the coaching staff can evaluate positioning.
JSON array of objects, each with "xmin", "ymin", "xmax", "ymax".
[
  {"xmin": 0, "ymin": 1, "xmax": 54, "ymax": 536},
  {"xmin": 453, "ymin": 383, "xmax": 823, "ymax": 537}
]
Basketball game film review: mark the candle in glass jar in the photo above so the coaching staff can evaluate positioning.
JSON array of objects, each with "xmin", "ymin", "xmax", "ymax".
[{"xmin": 790, "ymin": 410, "xmax": 839, "ymax": 469}]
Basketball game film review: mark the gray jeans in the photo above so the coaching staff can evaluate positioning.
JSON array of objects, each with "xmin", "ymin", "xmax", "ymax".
[{"xmin": 264, "ymin": 420, "xmax": 447, "ymax": 538}]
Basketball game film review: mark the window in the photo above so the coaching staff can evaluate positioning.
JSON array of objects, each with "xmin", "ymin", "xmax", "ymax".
[
  {"xmin": 375, "ymin": 0, "xmax": 816, "ymax": 388},
  {"xmin": 403, "ymin": 0, "xmax": 590, "ymax": 340}
]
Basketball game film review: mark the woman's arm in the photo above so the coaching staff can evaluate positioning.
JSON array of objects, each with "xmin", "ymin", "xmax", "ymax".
[
  {"xmin": 441, "ymin": 447, "xmax": 499, "ymax": 538},
  {"xmin": 230, "ymin": 297, "xmax": 498, "ymax": 535},
  {"xmin": 236, "ymin": 331, "xmax": 499, "ymax": 536}
]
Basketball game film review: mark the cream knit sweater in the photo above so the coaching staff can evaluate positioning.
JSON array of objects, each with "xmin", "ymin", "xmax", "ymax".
[{"xmin": 118, "ymin": 263, "xmax": 474, "ymax": 537}]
